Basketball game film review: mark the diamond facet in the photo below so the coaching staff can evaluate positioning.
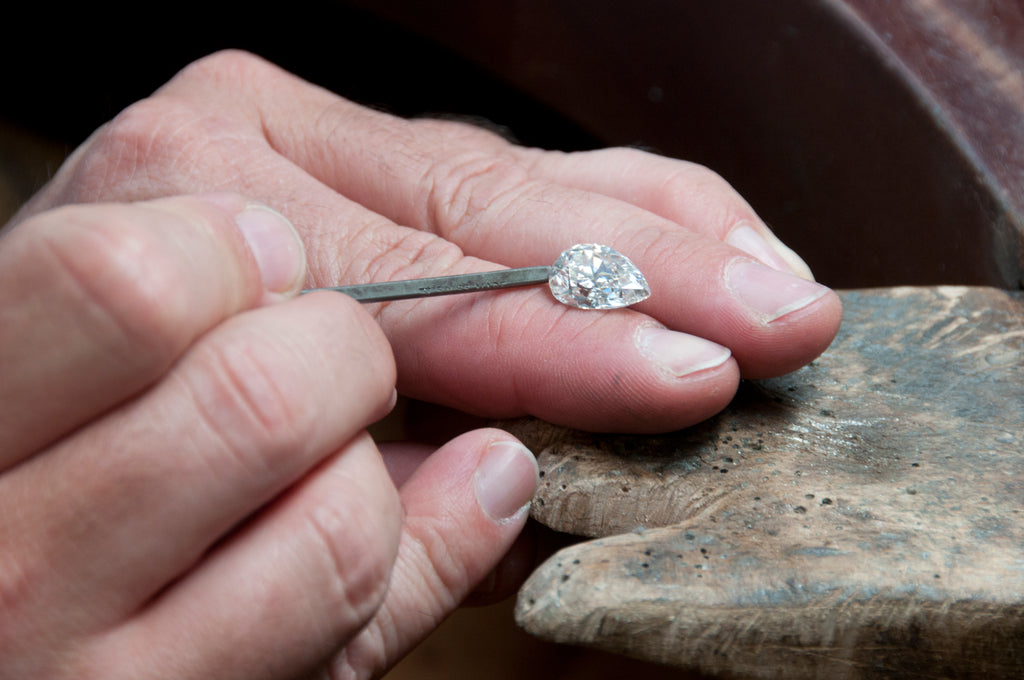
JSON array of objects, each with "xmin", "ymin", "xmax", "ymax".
[{"xmin": 548, "ymin": 244, "xmax": 651, "ymax": 310}]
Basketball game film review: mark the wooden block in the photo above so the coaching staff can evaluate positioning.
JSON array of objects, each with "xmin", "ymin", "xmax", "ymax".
[{"xmin": 508, "ymin": 287, "xmax": 1024, "ymax": 679}]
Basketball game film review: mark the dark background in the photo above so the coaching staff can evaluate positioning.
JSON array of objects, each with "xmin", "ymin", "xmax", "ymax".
[{"xmin": 1, "ymin": 2, "xmax": 598, "ymax": 153}]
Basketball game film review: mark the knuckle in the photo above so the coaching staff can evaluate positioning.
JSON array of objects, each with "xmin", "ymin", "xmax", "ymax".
[
  {"xmin": 620, "ymin": 218, "xmax": 711, "ymax": 278},
  {"xmin": 186, "ymin": 335, "xmax": 311, "ymax": 478},
  {"xmin": 658, "ymin": 164, "xmax": 746, "ymax": 222},
  {"xmin": 601, "ymin": 146, "xmax": 741, "ymax": 214},
  {"xmin": 665, "ymin": 163, "xmax": 734, "ymax": 201},
  {"xmin": 61, "ymin": 54, "xmax": 268, "ymax": 203},
  {"xmin": 421, "ymin": 150, "xmax": 533, "ymax": 238},
  {"xmin": 171, "ymin": 48, "xmax": 267, "ymax": 83},
  {"xmin": 62, "ymin": 97, "xmax": 193, "ymax": 201},
  {"xmin": 166, "ymin": 48, "xmax": 280, "ymax": 100},
  {"xmin": 302, "ymin": 473, "xmax": 401, "ymax": 628},
  {"xmin": 183, "ymin": 304, "xmax": 398, "ymax": 482},
  {"xmin": 403, "ymin": 518, "xmax": 470, "ymax": 597}
]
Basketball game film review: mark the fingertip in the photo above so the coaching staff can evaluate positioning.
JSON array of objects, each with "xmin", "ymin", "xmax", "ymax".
[
  {"xmin": 167, "ymin": 192, "xmax": 307, "ymax": 301},
  {"xmin": 296, "ymin": 290, "xmax": 399, "ymax": 416},
  {"xmin": 634, "ymin": 325, "xmax": 732, "ymax": 378},
  {"xmin": 734, "ymin": 286, "xmax": 844, "ymax": 379},
  {"xmin": 803, "ymin": 285, "xmax": 844, "ymax": 354},
  {"xmin": 399, "ymin": 427, "xmax": 540, "ymax": 527},
  {"xmin": 357, "ymin": 428, "xmax": 538, "ymax": 660},
  {"xmin": 231, "ymin": 203, "xmax": 307, "ymax": 299},
  {"xmin": 726, "ymin": 260, "xmax": 832, "ymax": 325},
  {"xmin": 474, "ymin": 437, "xmax": 540, "ymax": 524}
]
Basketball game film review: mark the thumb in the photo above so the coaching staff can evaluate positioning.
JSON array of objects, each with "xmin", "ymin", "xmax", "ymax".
[
  {"xmin": 0, "ymin": 192, "xmax": 307, "ymax": 464},
  {"xmin": 335, "ymin": 429, "xmax": 540, "ymax": 677}
]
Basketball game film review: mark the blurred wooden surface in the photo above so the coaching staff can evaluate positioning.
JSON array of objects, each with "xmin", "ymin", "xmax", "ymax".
[{"xmin": 508, "ymin": 287, "xmax": 1024, "ymax": 679}]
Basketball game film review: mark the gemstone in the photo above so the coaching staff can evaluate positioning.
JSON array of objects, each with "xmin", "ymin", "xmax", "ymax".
[{"xmin": 548, "ymin": 243, "xmax": 651, "ymax": 310}]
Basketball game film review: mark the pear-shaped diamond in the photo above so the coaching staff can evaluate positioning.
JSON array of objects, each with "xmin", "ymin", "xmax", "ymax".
[{"xmin": 549, "ymin": 244, "xmax": 651, "ymax": 310}]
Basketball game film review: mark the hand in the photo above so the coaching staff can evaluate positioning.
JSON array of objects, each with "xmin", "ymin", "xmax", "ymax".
[
  {"xmin": 13, "ymin": 50, "xmax": 842, "ymax": 434},
  {"xmin": 0, "ymin": 194, "xmax": 539, "ymax": 678}
]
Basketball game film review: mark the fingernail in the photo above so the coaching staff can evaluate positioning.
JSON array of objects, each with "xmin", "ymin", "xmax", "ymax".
[
  {"xmin": 726, "ymin": 223, "xmax": 815, "ymax": 281},
  {"xmin": 727, "ymin": 260, "xmax": 830, "ymax": 323},
  {"xmin": 636, "ymin": 326, "xmax": 731, "ymax": 377},
  {"xmin": 474, "ymin": 441, "xmax": 539, "ymax": 523},
  {"xmin": 234, "ymin": 204, "xmax": 306, "ymax": 294}
]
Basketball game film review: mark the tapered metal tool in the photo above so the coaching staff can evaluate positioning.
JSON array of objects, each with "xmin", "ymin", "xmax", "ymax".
[
  {"xmin": 304, "ymin": 266, "xmax": 553, "ymax": 303},
  {"xmin": 302, "ymin": 244, "xmax": 651, "ymax": 310}
]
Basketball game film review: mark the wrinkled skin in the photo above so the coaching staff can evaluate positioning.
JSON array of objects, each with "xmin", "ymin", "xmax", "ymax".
[{"xmin": 0, "ymin": 51, "xmax": 841, "ymax": 679}]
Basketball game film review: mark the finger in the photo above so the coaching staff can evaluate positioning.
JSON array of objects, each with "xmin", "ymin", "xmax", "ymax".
[
  {"xmin": 0, "ymin": 293, "xmax": 395, "ymax": 640},
  {"xmin": 248, "ymin": 69, "xmax": 841, "ymax": 377},
  {"xmin": 328, "ymin": 429, "xmax": 540, "ymax": 678},
  {"xmin": 77, "ymin": 433, "xmax": 402, "ymax": 680},
  {"xmin": 0, "ymin": 193, "xmax": 306, "ymax": 468},
  {"xmin": 386, "ymin": 292, "xmax": 741, "ymax": 431},
  {"xmin": 378, "ymin": 440, "xmax": 537, "ymax": 606},
  {"xmin": 515, "ymin": 145, "xmax": 816, "ymax": 280}
]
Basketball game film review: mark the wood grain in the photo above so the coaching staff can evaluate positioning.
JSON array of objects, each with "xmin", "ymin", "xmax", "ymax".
[{"xmin": 509, "ymin": 287, "xmax": 1024, "ymax": 678}]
